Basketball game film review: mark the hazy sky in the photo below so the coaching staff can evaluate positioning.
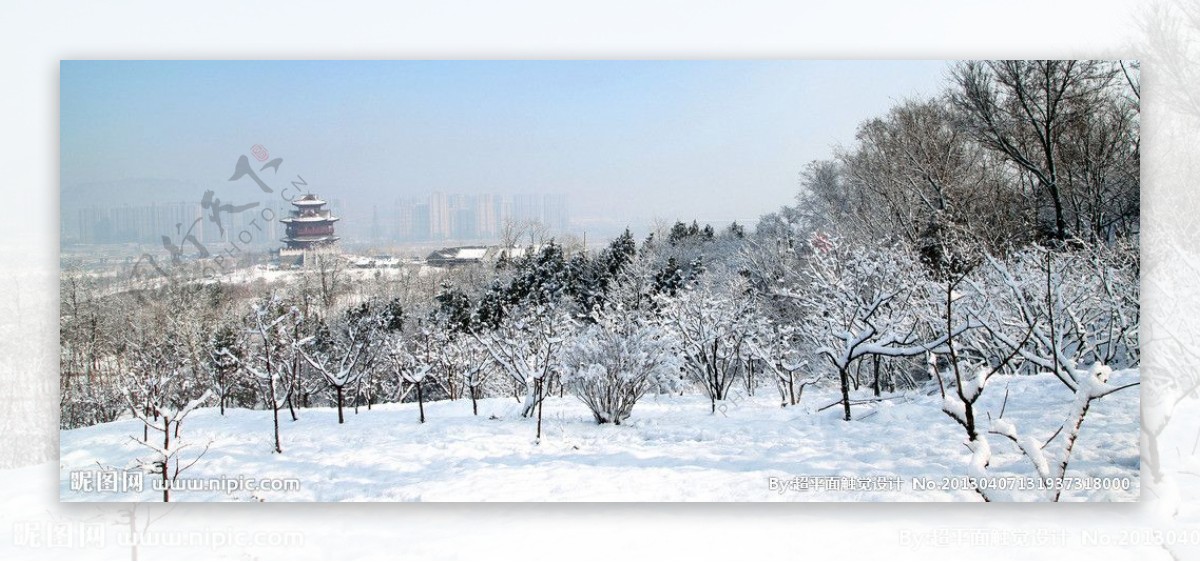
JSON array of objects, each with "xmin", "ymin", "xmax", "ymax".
[{"xmin": 61, "ymin": 60, "xmax": 950, "ymax": 235}]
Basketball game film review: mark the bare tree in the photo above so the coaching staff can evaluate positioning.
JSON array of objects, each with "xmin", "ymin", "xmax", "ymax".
[
  {"xmin": 300, "ymin": 248, "xmax": 346, "ymax": 314},
  {"xmin": 950, "ymin": 60, "xmax": 1124, "ymax": 242},
  {"xmin": 119, "ymin": 305, "xmax": 213, "ymax": 502},
  {"xmin": 838, "ymin": 97, "xmax": 1028, "ymax": 261}
]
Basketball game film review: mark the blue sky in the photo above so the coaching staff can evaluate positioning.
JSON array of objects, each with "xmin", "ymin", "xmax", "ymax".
[{"xmin": 61, "ymin": 60, "xmax": 949, "ymax": 235}]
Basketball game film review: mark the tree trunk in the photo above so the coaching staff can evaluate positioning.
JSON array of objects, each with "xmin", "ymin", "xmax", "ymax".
[
  {"xmin": 535, "ymin": 378, "xmax": 544, "ymax": 441},
  {"xmin": 287, "ymin": 389, "xmax": 298, "ymax": 422},
  {"xmin": 1054, "ymin": 399, "xmax": 1092, "ymax": 502},
  {"xmin": 520, "ymin": 379, "xmax": 538, "ymax": 417},
  {"xmin": 470, "ymin": 384, "xmax": 479, "ymax": 416},
  {"xmin": 839, "ymin": 366, "xmax": 852, "ymax": 421},
  {"xmin": 269, "ymin": 377, "xmax": 283, "ymax": 454},
  {"xmin": 872, "ymin": 356, "xmax": 881, "ymax": 397},
  {"xmin": 416, "ymin": 381, "xmax": 425, "ymax": 424},
  {"xmin": 288, "ymin": 357, "xmax": 300, "ymax": 421},
  {"xmin": 161, "ymin": 416, "xmax": 171, "ymax": 502},
  {"xmin": 963, "ymin": 397, "xmax": 977, "ymax": 441},
  {"xmin": 353, "ymin": 387, "xmax": 360, "ymax": 414},
  {"xmin": 336, "ymin": 386, "xmax": 345, "ymax": 424}
]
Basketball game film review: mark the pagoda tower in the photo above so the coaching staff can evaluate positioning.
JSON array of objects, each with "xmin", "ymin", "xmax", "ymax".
[{"xmin": 281, "ymin": 193, "xmax": 340, "ymax": 251}]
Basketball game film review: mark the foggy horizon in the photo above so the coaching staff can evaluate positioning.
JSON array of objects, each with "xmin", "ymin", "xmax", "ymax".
[{"xmin": 61, "ymin": 60, "xmax": 950, "ymax": 242}]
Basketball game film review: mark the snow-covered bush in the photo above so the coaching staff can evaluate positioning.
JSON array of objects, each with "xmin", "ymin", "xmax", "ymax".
[
  {"xmin": 562, "ymin": 324, "xmax": 680, "ymax": 424},
  {"xmin": 663, "ymin": 273, "xmax": 755, "ymax": 413}
]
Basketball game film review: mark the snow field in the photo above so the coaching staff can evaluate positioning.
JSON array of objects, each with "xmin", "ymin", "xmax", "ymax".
[{"xmin": 59, "ymin": 371, "xmax": 1138, "ymax": 502}]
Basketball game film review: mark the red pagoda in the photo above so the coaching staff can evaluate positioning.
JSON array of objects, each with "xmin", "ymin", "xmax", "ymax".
[{"xmin": 281, "ymin": 193, "xmax": 340, "ymax": 251}]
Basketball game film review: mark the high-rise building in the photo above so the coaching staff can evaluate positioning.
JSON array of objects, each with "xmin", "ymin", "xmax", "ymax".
[
  {"xmin": 453, "ymin": 207, "xmax": 477, "ymax": 240},
  {"xmin": 413, "ymin": 203, "xmax": 431, "ymax": 240},
  {"xmin": 475, "ymin": 193, "xmax": 498, "ymax": 239},
  {"xmin": 429, "ymin": 192, "xmax": 451, "ymax": 240},
  {"xmin": 512, "ymin": 193, "xmax": 542, "ymax": 224},
  {"xmin": 494, "ymin": 195, "xmax": 513, "ymax": 232},
  {"xmin": 542, "ymin": 193, "xmax": 568, "ymax": 232},
  {"xmin": 385, "ymin": 191, "xmax": 568, "ymax": 242}
]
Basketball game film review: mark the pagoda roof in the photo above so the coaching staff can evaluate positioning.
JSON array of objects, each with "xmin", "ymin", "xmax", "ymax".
[
  {"xmin": 293, "ymin": 194, "xmax": 327, "ymax": 206},
  {"xmin": 282, "ymin": 235, "xmax": 341, "ymax": 243},
  {"xmin": 281, "ymin": 215, "xmax": 340, "ymax": 223}
]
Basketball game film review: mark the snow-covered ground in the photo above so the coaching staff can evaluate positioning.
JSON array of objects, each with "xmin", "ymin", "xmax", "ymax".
[
  {"xmin": 59, "ymin": 372, "xmax": 1138, "ymax": 502},
  {"xmin": 58, "ymin": 370, "xmax": 1140, "ymax": 503}
]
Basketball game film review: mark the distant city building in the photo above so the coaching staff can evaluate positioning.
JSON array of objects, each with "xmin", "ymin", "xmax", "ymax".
[
  {"xmin": 280, "ymin": 193, "xmax": 340, "ymax": 251},
  {"xmin": 68, "ymin": 201, "xmax": 205, "ymax": 245},
  {"xmin": 65, "ymin": 190, "xmax": 567, "ymax": 247},
  {"xmin": 429, "ymin": 191, "xmax": 452, "ymax": 240},
  {"xmin": 391, "ymin": 192, "xmax": 569, "ymax": 242},
  {"xmin": 475, "ymin": 193, "xmax": 498, "ymax": 238},
  {"xmin": 64, "ymin": 197, "xmax": 299, "ymax": 249}
]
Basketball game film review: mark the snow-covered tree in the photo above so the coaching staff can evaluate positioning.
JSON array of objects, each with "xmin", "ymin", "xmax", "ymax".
[
  {"xmin": 297, "ymin": 300, "xmax": 387, "ymax": 424},
  {"xmin": 746, "ymin": 320, "xmax": 816, "ymax": 407},
  {"xmin": 126, "ymin": 382, "xmax": 212, "ymax": 503},
  {"xmin": 401, "ymin": 320, "xmax": 445, "ymax": 423},
  {"xmin": 235, "ymin": 294, "xmax": 303, "ymax": 453},
  {"xmin": 298, "ymin": 247, "xmax": 347, "ymax": 314},
  {"xmin": 931, "ymin": 242, "xmax": 1139, "ymax": 501},
  {"xmin": 446, "ymin": 333, "xmax": 494, "ymax": 416},
  {"xmin": 663, "ymin": 273, "xmax": 754, "ymax": 414},
  {"xmin": 118, "ymin": 299, "xmax": 213, "ymax": 502},
  {"xmin": 981, "ymin": 241, "xmax": 1139, "ymax": 389},
  {"xmin": 60, "ymin": 272, "xmax": 127, "ymax": 428},
  {"xmin": 475, "ymin": 304, "xmax": 576, "ymax": 420},
  {"xmin": 205, "ymin": 321, "xmax": 247, "ymax": 415},
  {"xmin": 562, "ymin": 318, "xmax": 680, "ymax": 424},
  {"xmin": 784, "ymin": 239, "xmax": 973, "ymax": 420}
]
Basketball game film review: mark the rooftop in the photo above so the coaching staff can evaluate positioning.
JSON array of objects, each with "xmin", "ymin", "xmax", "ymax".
[{"xmin": 293, "ymin": 194, "xmax": 327, "ymax": 206}]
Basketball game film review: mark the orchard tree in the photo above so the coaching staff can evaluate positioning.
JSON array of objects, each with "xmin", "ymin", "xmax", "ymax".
[
  {"xmin": 205, "ymin": 322, "xmax": 246, "ymax": 415},
  {"xmin": 119, "ymin": 301, "xmax": 212, "ymax": 502},
  {"xmin": 234, "ymin": 293, "xmax": 303, "ymax": 453},
  {"xmin": 476, "ymin": 303, "xmax": 576, "ymax": 421},
  {"xmin": 783, "ymin": 239, "xmax": 974, "ymax": 420},
  {"xmin": 664, "ymin": 273, "xmax": 755, "ymax": 414},
  {"xmin": 297, "ymin": 300, "xmax": 387, "ymax": 424}
]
